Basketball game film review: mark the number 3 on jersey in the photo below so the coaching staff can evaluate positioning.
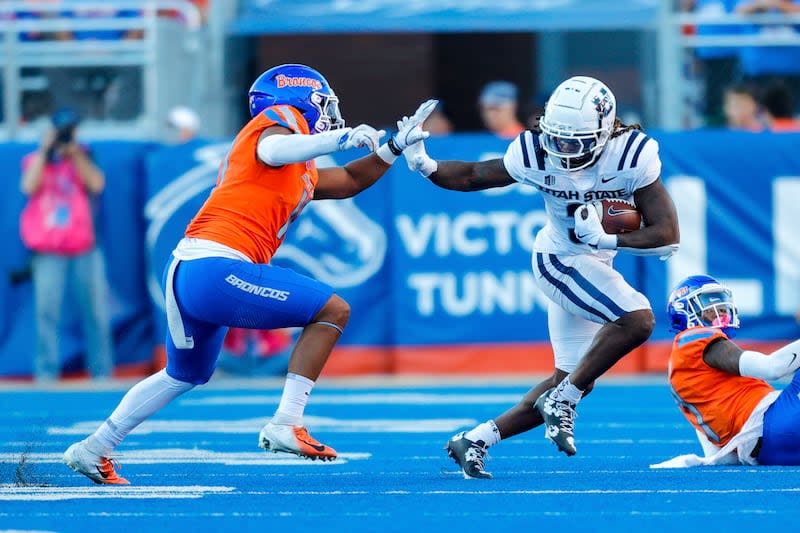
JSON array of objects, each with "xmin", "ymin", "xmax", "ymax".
[
  {"xmin": 566, "ymin": 202, "xmax": 582, "ymax": 244},
  {"xmin": 277, "ymin": 171, "xmax": 314, "ymax": 240}
]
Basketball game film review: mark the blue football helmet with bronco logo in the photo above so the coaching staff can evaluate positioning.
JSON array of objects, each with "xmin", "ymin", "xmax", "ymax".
[
  {"xmin": 667, "ymin": 275, "xmax": 740, "ymax": 337},
  {"xmin": 248, "ymin": 64, "xmax": 344, "ymax": 133}
]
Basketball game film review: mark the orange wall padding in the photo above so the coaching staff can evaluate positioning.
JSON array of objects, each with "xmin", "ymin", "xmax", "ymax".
[{"xmin": 323, "ymin": 339, "xmax": 795, "ymax": 377}]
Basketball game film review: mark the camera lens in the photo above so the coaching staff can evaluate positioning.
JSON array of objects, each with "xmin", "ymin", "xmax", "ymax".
[{"xmin": 56, "ymin": 126, "xmax": 74, "ymax": 144}]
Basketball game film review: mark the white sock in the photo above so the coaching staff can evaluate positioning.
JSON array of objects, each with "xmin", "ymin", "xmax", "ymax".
[
  {"xmin": 88, "ymin": 369, "xmax": 195, "ymax": 455},
  {"xmin": 464, "ymin": 420, "xmax": 501, "ymax": 448},
  {"xmin": 551, "ymin": 376, "xmax": 583, "ymax": 405},
  {"xmin": 271, "ymin": 372, "xmax": 315, "ymax": 426}
]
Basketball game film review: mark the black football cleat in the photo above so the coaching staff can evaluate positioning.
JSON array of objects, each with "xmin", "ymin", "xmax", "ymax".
[
  {"xmin": 445, "ymin": 432, "xmax": 492, "ymax": 479},
  {"xmin": 535, "ymin": 388, "xmax": 578, "ymax": 457}
]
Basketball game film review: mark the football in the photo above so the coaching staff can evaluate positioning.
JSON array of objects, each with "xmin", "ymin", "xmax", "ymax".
[{"xmin": 593, "ymin": 199, "xmax": 642, "ymax": 234}]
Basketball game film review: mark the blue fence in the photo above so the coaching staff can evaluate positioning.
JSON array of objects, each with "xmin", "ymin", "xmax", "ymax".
[{"xmin": 1, "ymin": 132, "xmax": 799, "ymax": 376}]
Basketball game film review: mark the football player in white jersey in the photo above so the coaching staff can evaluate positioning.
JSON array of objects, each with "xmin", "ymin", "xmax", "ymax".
[{"xmin": 404, "ymin": 76, "xmax": 680, "ymax": 478}]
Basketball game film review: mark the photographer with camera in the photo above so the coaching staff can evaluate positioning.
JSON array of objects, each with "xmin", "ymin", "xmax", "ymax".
[{"xmin": 19, "ymin": 108, "xmax": 114, "ymax": 382}]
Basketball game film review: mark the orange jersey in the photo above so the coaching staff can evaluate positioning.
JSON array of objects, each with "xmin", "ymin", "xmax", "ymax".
[
  {"xmin": 185, "ymin": 105, "xmax": 317, "ymax": 263},
  {"xmin": 668, "ymin": 327, "xmax": 774, "ymax": 447}
]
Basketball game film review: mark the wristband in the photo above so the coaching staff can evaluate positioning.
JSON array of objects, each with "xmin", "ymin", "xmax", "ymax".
[
  {"xmin": 387, "ymin": 137, "xmax": 403, "ymax": 156},
  {"xmin": 596, "ymin": 233, "xmax": 618, "ymax": 250},
  {"xmin": 376, "ymin": 143, "xmax": 399, "ymax": 165}
]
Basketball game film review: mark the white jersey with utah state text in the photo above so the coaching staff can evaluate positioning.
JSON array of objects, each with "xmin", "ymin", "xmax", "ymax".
[{"xmin": 502, "ymin": 128, "xmax": 661, "ymax": 260}]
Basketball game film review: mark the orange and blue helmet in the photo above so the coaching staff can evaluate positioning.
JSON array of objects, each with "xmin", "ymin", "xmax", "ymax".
[
  {"xmin": 248, "ymin": 64, "xmax": 344, "ymax": 134},
  {"xmin": 667, "ymin": 275, "xmax": 740, "ymax": 337}
]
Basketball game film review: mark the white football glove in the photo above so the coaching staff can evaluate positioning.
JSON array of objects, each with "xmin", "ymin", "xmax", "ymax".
[
  {"xmin": 390, "ymin": 99, "xmax": 438, "ymax": 152},
  {"xmin": 619, "ymin": 243, "xmax": 680, "ymax": 261},
  {"xmin": 376, "ymin": 99, "xmax": 439, "ymax": 165},
  {"xmin": 337, "ymin": 124, "xmax": 386, "ymax": 153},
  {"xmin": 403, "ymin": 132, "xmax": 438, "ymax": 177},
  {"xmin": 657, "ymin": 244, "xmax": 679, "ymax": 261},
  {"xmin": 574, "ymin": 202, "xmax": 617, "ymax": 250}
]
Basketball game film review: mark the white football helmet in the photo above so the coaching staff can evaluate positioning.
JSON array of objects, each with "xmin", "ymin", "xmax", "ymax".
[{"xmin": 539, "ymin": 76, "xmax": 616, "ymax": 172}]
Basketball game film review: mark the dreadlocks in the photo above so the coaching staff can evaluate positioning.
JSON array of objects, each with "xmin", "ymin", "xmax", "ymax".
[{"xmin": 610, "ymin": 117, "xmax": 642, "ymax": 139}]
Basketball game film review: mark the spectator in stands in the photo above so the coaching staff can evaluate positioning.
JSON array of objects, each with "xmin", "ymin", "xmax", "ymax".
[
  {"xmin": 14, "ymin": 5, "xmax": 43, "ymax": 42},
  {"xmin": 689, "ymin": 0, "xmax": 744, "ymax": 125},
  {"xmin": 13, "ymin": 0, "xmax": 73, "ymax": 42},
  {"xmin": 423, "ymin": 102, "xmax": 454, "ymax": 136},
  {"xmin": 15, "ymin": 2, "xmax": 68, "ymax": 123},
  {"xmin": 65, "ymin": 7, "xmax": 143, "ymax": 41},
  {"xmin": 761, "ymin": 79, "xmax": 800, "ymax": 130},
  {"xmin": 723, "ymin": 82, "xmax": 766, "ymax": 130},
  {"xmin": 166, "ymin": 106, "xmax": 201, "ymax": 143},
  {"xmin": 736, "ymin": 0, "xmax": 800, "ymax": 106},
  {"xmin": 478, "ymin": 81, "xmax": 525, "ymax": 139},
  {"xmin": 43, "ymin": 7, "xmax": 144, "ymax": 120},
  {"xmin": 19, "ymin": 108, "xmax": 114, "ymax": 382},
  {"xmin": 524, "ymin": 94, "xmax": 547, "ymax": 129}
]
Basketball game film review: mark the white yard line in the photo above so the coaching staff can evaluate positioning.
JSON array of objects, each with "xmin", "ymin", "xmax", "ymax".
[
  {"xmin": 46, "ymin": 416, "xmax": 477, "ymax": 435},
  {"xmin": 0, "ymin": 485, "xmax": 235, "ymax": 501},
  {"xmin": 241, "ymin": 487, "xmax": 800, "ymax": 496},
  {"xmin": 180, "ymin": 393, "xmax": 524, "ymax": 406},
  {"xmin": 0, "ymin": 449, "xmax": 370, "ymax": 465}
]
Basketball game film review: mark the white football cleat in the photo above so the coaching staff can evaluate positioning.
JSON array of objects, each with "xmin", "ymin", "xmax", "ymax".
[
  {"xmin": 63, "ymin": 439, "xmax": 129, "ymax": 485},
  {"xmin": 258, "ymin": 423, "xmax": 337, "ymax": 461}
]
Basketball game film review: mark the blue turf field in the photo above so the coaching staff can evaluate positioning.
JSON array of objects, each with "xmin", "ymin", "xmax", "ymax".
[{"xmin": 1, "ymin": 379, "xmax": 798, "ymax": 532}]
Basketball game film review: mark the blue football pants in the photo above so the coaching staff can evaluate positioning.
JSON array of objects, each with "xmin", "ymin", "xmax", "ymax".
[
  {"xmin": 759, "ymin": 369, "xmax": 800, "ymax": 465},
  {"xmin": 161, "ymin": 256, "xmax": 334, "ymax": 384}
]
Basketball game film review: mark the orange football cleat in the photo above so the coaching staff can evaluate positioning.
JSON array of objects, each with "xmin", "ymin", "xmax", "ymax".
[
  {"xmin": 64, "ymin": 440, "xmax": 130, "ymax": 485},
  {"xmin": 259, "ymin": 423, "xmax": 337, "ymax": 461}
]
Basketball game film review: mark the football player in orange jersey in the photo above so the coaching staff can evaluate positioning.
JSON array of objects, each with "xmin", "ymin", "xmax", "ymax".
[
  {"xmin": 652, "ymin": 275, "xmax": 800, "ymax": 468},
  {"xmin": 63, "ymin": 64, "xmax": 437, "ymax": 484}
]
